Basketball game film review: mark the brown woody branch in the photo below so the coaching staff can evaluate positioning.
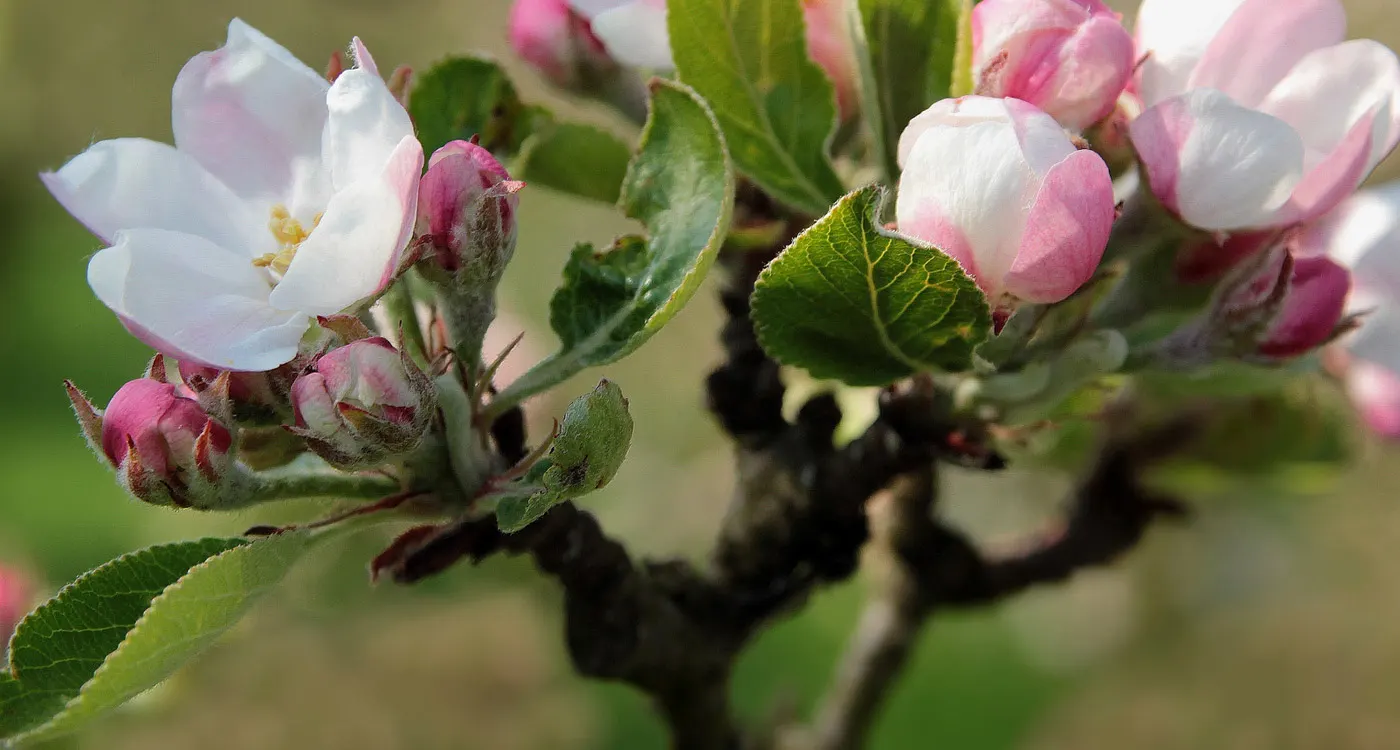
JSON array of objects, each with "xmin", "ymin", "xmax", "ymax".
[{"xmin": 383, "ymin": 189, "xmax": 1190, "ymax": 750}]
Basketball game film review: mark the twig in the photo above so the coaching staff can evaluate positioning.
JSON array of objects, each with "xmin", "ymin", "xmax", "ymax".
[{"xmin": 811, "ymin": 468, "xmax": 939, "ymax": 750}]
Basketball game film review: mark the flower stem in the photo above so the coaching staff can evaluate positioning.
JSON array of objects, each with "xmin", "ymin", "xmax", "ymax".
[{"xmin": 250, "ymin": 469, "xmax": 400, "ymax": 503}]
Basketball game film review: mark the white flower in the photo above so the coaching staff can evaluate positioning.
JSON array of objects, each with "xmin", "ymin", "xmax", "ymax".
[{"xmin": 43, "ymin": 20, "xmax": 423, "ymax": 371}]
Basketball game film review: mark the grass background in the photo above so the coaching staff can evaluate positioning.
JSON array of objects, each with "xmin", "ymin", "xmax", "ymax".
[{"xmin": 1, "ymin": 1, "xmax": 1399, "ymax": 747}]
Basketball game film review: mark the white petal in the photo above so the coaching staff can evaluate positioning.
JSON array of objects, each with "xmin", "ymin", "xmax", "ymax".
[
  {"xmin": 1347, "ymin": 302, "xmax": 1400, "ymax": 377},
  {"xmin": 41, "ymin": 138, "xmax": 263, "ymax": 253},
  {"xmin": 897, "ymin": 114, "xmax": 1038, "ymax": 289},
  {"xmin": 89, "ymin": 228, "xmax": 307, "ymax": 371},
  {"xmin": 1134, "ymin": 0, "xmax": 1247, "ymax": 106},
  {"xmin": 324, "ymin": 61, "xmax": 415, "ymax": 190},
  {"xmin": 1260, "ymin": 40, "xmax": 1400, "ymax": 174},
  {"xmin": 1171, "ymin": 90, "xmax": 1305, "ymax": 230},
  {"xmin": 270, "ymin": 135, "xmax": 423, "ymax": 316},
  {"xmin": 590, "ymin": 1, "xmax": 674, "ymax": 70},
  {"xmin": 172, "ymin": 18, "xmax": 332, "ymax": 207}
]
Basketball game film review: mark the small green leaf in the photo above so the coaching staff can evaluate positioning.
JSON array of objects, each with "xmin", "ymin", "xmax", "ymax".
[
  {"xmin": 669, "ymin": 0, "xmax": 844, "ymax": 215},
  {"xmin": 751, "ymin": 185, "xmax": 991, "ymax": 385},
  {"xmin": 514, "ymin": 122, "xmax": 633, "ymax": 204},
  {"xmin": 496, "ymin": 380, "xmax": 634, "ymax": 532},
  {"xmin": 0, "ymin": 674, "xmax": 65, "ymax": 739},
  {"xmin": 4, "ymin": 532, "xmax": 322, "ymax": 745},
  {"xmin": 409, "ymin": 56, "xmax": 547, "ymax": 158},
  {"xmin": 491, "ymin": 80, "xmax": 734, "ymax": 409},
  {"xmin": 856, "ymin": 0, "xmax": 969, "ymax": 180}
]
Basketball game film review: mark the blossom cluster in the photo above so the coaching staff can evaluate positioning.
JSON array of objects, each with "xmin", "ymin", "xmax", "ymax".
[{"xmin": 508, "ymin": 0, "xmax": 1400, "ymax": 437}]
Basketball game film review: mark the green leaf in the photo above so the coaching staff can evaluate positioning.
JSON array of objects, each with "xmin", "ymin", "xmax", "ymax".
[
  {"xmin": 3, "ymin": 533, "xmax": 320, "ymax": 745},
  {"xmin": 496, "ymin": 380, "xmax": 634, "ymax": 532},
  {"xmin": 751, "ymin": 185, "xmax": 991, "ymax": 385},
  {"xmin": 491, "ymin": 80, "xmax": 734, "ymax": 410},
  {"xmin": 409, "ymin": 56, "xmax": 547, "ymax": 158},
  {"xmin": 514, "ymin": 122, "xmax": 633, "ymax": 204},
  {"xmin": 0, "ymin": 674, "xmax": 64, "ymax": 739},
  {"xmin": 856, "ymin": 0, "xmax": 969, "ymax": 181},
  {"xmin": 669, "ymin": 0, "xmax": 844, "ymax": 216}
]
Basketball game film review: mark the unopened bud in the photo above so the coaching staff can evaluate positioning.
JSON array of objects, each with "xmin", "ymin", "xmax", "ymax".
[
  {"xmin": 417, "ymin": 140, "xmax": 523, "ymax": 279},
  {"xmin": 1253, "ymin": 255, "xmax": 1352, "ymax": 359},
  {"xmin": 92, "ymin": 378, "xmax": 233, "ymax": 507},
  {"xmin": 972, "ymin": 0, "xmax": 1134, "ymax": 130},
  {"xmin": 289, "ymin": 338, "xmax": 436, "ymax": 469},
  {"xmin": 802, "ymin": 0, "xmax": 860, "ymax": 121},
  {"xmin": 0, "ymin": 564, "xmax": 31, "ymax": 655},
  {"xmin": 510, "ymin": 0, "xmax": 619, "ymax": 89}
]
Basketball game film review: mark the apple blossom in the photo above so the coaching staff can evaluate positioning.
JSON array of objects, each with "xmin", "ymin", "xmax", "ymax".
[
  {"xmin": 1129, "ymin": 0, "xmax": 1400, "ymax": 231},
  {"xmin": 510, "ymin": 0, "xmax": 619, "ymax": 88},
  {"xmin": 290, "ymin": 337, "xmax": 435, "ymax": 468},
  {"xmin": 895, "ymin": 96, "xmax": 1115, "ymax": 310},
  {"xmin": 1294, "ymin": 182, "xmax": 1400, "ymax": 435},
  {"xmin": 42, "ymin": 20, "xmax": 423, "ymax": 372},
  {"xmin": 972, "ymin": 0, "xmax": 1134, "ymax": 131},
  {"xmin": 417, "ymin": 140, "xmax": 522, "ymax": 275},
  {"xmin": 1246, "ymin": 254, "xmax": 1351, "ymax": 359},
  {"xmin": 567, "ymin": 0, "xmax": 859, "ymax": 117}
]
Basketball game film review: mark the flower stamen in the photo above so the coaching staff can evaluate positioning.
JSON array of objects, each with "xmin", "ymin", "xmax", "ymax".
[{"xmin": 252, "ymin": 205, "xmax": 323, "ymax": 277}]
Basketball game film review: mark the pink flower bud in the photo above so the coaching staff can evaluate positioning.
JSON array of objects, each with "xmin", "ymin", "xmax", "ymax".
[
  {"xmin": 99, "ymin": 378, "xmax": 233, "ymax": 506},
  {"xmin": 895, "ymin": 96, "xmax": 1114, "ymax": 309},
  {"xmin": 0, "ymin": 565, "xmax": 31, "ymax": 653},
  {"xmin": 802, "ymin": 0, "xmax": 860, "ymax": 121},
  {"xmin": 972, "ymin": 0, "xmax": 1134, "ymax": 131},
  {"xmin": 1255, "ymin": 255, "xmax": 1351, "ymax": 358},
  {"xmin": 290, "ymin": 337, "xmax": 435, "ymax": 468},
  {"xmin": 510, "ymin": 0, "xmax": 618, "ymax": 89},
  {"xmin": 1347, "ymin": 359, "xmax": 1400, "ymax": 440},
  {"xmin": 417, "ymin": 140, "xmax": 523, "ymax": 276}
]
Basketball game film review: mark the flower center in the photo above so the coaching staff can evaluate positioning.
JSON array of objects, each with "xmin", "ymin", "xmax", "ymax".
[{"xmin": 252, "ymin": 204, "xmax": 321, "ymax": 277}]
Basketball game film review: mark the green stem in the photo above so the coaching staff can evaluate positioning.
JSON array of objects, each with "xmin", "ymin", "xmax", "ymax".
[
  {"xmin": 250, "ymin": 470, "xmax": 400, "ymax": 503},
  {"xmin": 379, "ymin": 274, "xmax": 430, "ymax": 369}
]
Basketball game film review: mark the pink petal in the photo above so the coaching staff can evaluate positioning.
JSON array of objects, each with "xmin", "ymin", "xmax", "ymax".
[
  {"xmin": 1134, "ymin": 0, "xmax": 1248, "ymax": 106},
  {"xmin": 172, "ymin": 19, "xmax": 331, "ymax": 207},
  {"xmin": 1189, "ymin": 0, "xmax": 1345, "ymax": 109},
  {"xmin": 270, "ymin": 135, "xmax": 423, "ymax": 316},
  {"xmin": 1274, "ymin": 109, "xmax": 1378, "ymax": 226},
  {"xmin": 1003, "ymin": 149, "xmax": 1114, "ymax": 303},
  {"xmin": 1261, "ymin": 39, "xmax": 1400, "ymax": 182}
]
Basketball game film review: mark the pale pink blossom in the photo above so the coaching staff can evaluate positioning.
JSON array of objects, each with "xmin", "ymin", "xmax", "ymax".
[
  {"xmin": 972, "ymin": 0, "xmax": 1134, "ymax": 130},
  {"xmin": 895, "ymin": 96, "xmax": 1115, "ymax": 307},
  {"xmin": 509, "ymin": 0, "xmax": 617, "ymax": 87},
  {"xmin": 801, "ymin": 0, "xmax": 860, "ymax": 120},
  {"xmin": 1130, "ymin": 0, "xmax": 1400, "ymax": 231},
  {"xmin": 1347, "ymin": 360, "xmax": 1400, "ymax": 439},
  {"xmin": 42, "ymin": 20, "xmax": 422, "ymax": 371}
]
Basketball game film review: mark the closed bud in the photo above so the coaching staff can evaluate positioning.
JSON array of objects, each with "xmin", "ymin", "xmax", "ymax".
[
  {"xmin": 510, "ymin": 0, "xmax": 619, "ymax": 89},
  {"xmin": 0, "ymin": 565, "xmax": 31, "ymax": 655},
  {"xmin": 972, "ymin": 0, "xmax": 1134, "ymax": 131},
  {"xmin": 802, "ymin": 0, "xmax": 860, "ymax": 121},
  {"xmin": 96, "ymin": 378, "xmax": 233, "ymax": 507},
  {"xmin": 1252, "ymin": 254, "xmax": 1351, "ymax": 359},
  {"xmin": 896, "ymin": 96, "xmax": 1115, "ymax": 313},
  {"xmin": 289, "ymin": 337, "xmax": 435, "ymax": 469},
  {"xmin": 417, "ymin": 140, "xmax": 524, "ymax": 280}
]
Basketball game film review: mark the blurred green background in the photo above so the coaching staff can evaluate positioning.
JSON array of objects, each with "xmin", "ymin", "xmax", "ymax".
[{"xmin": 3, "ymin": 1, "xmax": 1400, "ymax": 748}]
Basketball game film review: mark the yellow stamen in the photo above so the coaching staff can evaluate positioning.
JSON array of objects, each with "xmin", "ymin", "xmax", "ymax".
[{"xmin": 253, "ymin": 204, "xmax": 316, "ymax": 278}]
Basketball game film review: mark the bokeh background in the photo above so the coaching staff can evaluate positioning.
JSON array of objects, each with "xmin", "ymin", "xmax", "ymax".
[{"xmin": 2, "ymin": 1, "xmax": 1400, "ymax": 748}]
